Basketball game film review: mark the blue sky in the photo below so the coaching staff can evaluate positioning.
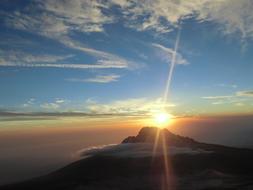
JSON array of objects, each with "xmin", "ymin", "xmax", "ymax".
[{"xmin": 0, "ymin": 0, "xmax": 253, "ymax": 116}]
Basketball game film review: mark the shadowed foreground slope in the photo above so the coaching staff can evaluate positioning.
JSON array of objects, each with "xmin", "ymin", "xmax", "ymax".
[{"xmin": 1, "ymin": 127, "xmax": 253, "ymax": 190}]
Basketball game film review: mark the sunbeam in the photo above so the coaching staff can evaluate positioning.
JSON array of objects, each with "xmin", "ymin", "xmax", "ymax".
[{"xmin": 154, "ymin": 24, "xmax": 181, "ymax": 190}]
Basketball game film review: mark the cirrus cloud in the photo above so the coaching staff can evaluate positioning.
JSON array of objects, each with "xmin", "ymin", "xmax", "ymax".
[
  {"xmin": 66, "ymin": 74, "xmax": 121, "ymax": 83},
  {"xmin": 86, "ymin": 97, "xmax": 176, "ymax": 115},
  {"xmin": 152, "ymin": 43, "xmax": 188, "ymax": 65},
  {"xmin": 2, "ymin": 0, "xmax": 253, "ymax": 41},
  {"xmin": 236, "ymin": 90, "xmax": 253, "ymax": 97}
]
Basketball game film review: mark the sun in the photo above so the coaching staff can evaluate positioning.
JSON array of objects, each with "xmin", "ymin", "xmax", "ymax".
[{"xmin": 153, "ymin": 112, "xmax": 172, "ymax": 127}]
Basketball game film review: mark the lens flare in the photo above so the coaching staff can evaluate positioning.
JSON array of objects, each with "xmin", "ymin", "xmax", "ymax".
[
  {"xmin": 154, "ymin": 112, "xmax": 171, "ymax": 124},
  {"xmin": 153, "ymin": 112, "xmax": 173, "ymax": 128}
]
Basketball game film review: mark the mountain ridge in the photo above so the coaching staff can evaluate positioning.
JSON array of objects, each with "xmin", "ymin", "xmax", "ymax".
[{"xmin": 122, "ymin": 127, "xmax": 197, "ymax": 146}]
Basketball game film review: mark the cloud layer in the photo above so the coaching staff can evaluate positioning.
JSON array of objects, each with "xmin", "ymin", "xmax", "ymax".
[
  {"xmin": 202, "ymin": 90, "xmax": 253, "ymax": 106},
  {"xmin": 79, "ymin": 143, "xmax": 212, "ymax": 158},
  {"xmin": 0, "ymin": 47, "xmax": 130, "ymax": 70},
  {"xmin": 86, "ymin": 98, "xmax": 176, "ymax": 115},
  {"xmin": 3, "ymin": 1, "xmax": 253, "ymax": 40},
  {"xmin": 115, "ymin": 0, "xmax": 253, "ymax": 41},
  {"xmin": 1, "ymin": 0, "xmax": 252, "ymax": 72}
]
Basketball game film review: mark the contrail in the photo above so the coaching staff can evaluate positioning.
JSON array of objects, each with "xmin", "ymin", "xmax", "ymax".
[{"xmin": 163, "ymin": 25, "xmax": 182, "ymax": 104}]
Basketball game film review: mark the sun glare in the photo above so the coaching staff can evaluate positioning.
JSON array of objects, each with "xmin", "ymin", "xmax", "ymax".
[{"xmin": 153, "ymin": 112, "xmax": 172, "ymax": 127}]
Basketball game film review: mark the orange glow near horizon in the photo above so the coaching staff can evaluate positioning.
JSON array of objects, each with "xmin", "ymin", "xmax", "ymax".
[{"xmin": 152, "ymin": 112, "xmax": 173, "ymax": 128}]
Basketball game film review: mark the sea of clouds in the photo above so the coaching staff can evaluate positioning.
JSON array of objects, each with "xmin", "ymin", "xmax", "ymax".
[{"xmin": 79, "ymin": 143, "xmax": 212, "ymax": 158}]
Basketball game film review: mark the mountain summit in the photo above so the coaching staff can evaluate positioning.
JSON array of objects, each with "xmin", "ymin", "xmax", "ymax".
[{"xmin": 122, "ymin": 127, "xmax": 197, "ymax": 146}]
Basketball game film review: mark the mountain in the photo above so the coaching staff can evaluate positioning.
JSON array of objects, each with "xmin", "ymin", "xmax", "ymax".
[
  {"xmin": 1, "ymin": 127, "xmax": 253, "ymax": 190},
  {"xmin": 121, "ymin": 127, "xmax": 245, "ymax": 152},
  {"xmin": 122, "ymin": 127, "xmax": 197, "ymax": 145}
]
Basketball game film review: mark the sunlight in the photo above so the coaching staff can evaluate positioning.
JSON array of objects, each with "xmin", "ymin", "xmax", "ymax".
[{"xmin": 153, "ymin": 112, "xmax": 172, "ymax": 128}]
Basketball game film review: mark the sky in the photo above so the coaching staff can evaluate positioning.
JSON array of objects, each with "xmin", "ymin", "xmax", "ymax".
[{"xmin": 0, "ymin": 0, "xmax": 253, "ymax": 118}]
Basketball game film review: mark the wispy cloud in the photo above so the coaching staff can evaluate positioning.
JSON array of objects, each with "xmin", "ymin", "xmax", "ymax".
[
  {"xmin": 202, "ymin": 95, "xmax": 234, "ymax": 105},
  {"xmin": 3, "ymin": 1, "xmax": 253, "ymax": 41},
  {"xmin": 202, "ymin": 96, "xmax": 233, "ymax": 100},
  {"xmin": 1, "ymin": 3, "xmax": 136, "ymax": 70},
  {"xmin": 67, "ymin": 74, "xmax": 120, "ymax": 83},
  {"xmin": 0, "ymin": 49, "xmax": 130, "ymax": 70},
  {"xmin": 23, "ymin": 98, "xmax": 35, "ymax": 107},
  {"xmin": 3, "ymin": 0, "xmax": 113, "ymax": 38},
  {"xmin": 86, "ymin": 97, "xmax": 176, "ymax": 115},
  {"xmin": 40, "ymin": 98, "xmax": 67, "ymax": 110},
  {"xmin": 40, "ymin": 103, "xmax": 60, "ymax": 110},
  {"xmin": 1, "ymin": 0, "xmax": 251, "ymax": 74},
  {"xmin": 202, "ymin": 90, "xmax": 253, "ymax": 100},
  {"xmin": 152, "ymin": 43, "xmax": 188, "ymax": 65},
  {"xmin": 60, "ymin": 38, "xmax": 135, "ymax": 69},
  {"xmin": 0, "ymin": 50, "xmax": 72, "ymax": 63},
  {"xmin": 234, "ymin": 102, "xmax": 245, "ymax": 107},
  {"xmin": 55, "ymin": 99, "xmax": 65, "ymax": 104},
  {"xmin": 236, "ymin": 90, "xmax": 253, "ymax": 97},
  {"xmin": 1, "ymin": 97, "xmax": 177, "ymax": 117},
  {"xmin": 202, "ymin": 90, "xmax": 253, "ymax": 106},
  {"xmin": 216, "ymin": 83, "xmax": 237, "ymax": 89},
  {"xmin": 111, "ymin": 0, "xmax": 253, "ymax": 42},
  {"xmin": 0, "ymin": 61, "xmax": 128, "ymax": 70}
]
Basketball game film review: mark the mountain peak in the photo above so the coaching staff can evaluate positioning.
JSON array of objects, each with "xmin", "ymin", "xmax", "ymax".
[{"xmin": 122, "ymin": 127, "xmax": 197, "ymax": 147}]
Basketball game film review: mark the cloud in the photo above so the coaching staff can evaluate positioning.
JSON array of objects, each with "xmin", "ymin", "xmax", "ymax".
[
  {"xmin": 0, "ymin": 50, "xmax": 72, "ymax": 63},
  {"xmin": 79, "ymin": 143, "xmax": 212, "ymax": 158},
  {"xmin": 0, "ymin": 37, "xmax": 136, "ymax": 71},
  {"xmin": 202, "ymin": 95, "xmax": 239, "ymax": 105},
  {"xmin": 216, "ymin": 83, "xmax": 237, "ymax": 89},
  {"xmin": 40, "ymin": 103, "xmax": 60, "ymax": 110},
  {"xmin": 211, "ymin": 101, "xmax": 225, "ymax": 105},
  {"xmin": 1, "ymin": 97, "xmax": 176, "ymax": 117},
  {"xmin": 3, "ymin": 0, "xmax": 253, "ymax": 41},
  {"xmin": 0, "ymin": 62, "xmax": 128, "ymax": 70},
  {"xmin": 67, "ymin": 74, "xmax": 120, "ymax": 83},
  {"xmin": 86, "ymin": 97, "xmax": 176, "ymax": 115},
  {"xmin": 0, "ymin": 49, "xmax": 130, "ymax": 70},
  {"xmin": 202, "ymin": 90, "xmax": 253, "ymax": 100},
  {"xmin": 40, "ymin": 98, "xmax": 67, "ymax": 110},
  {"xmin": 55, "ymin": 99, "xmax": 65, "ymax": 104},
  {"xmin": 60, "ymin": 38, "xmax": 135, "ymax": 69},
  {"xmin": 3, "ymin": 0, "xmax": 113, "ymax": 38},
  {"xmin": 152, "ymin": 43, "xmax": 188, "ymax": 65},
  {"xmin": 202, "ymin": 96, "xmax": 233, "ymax": 100},
  {"xmin": 23, "ymin": 98, "xmax": 35, "ymax": 107},
  {"xmin": 1, "ymin": 2, "xmax": 137, "ymax": 71},
  {"xmin": 197, "ymin": 0, "xmax": 253, "ymax": 41},
  {"xmin": 202, "ymin": 90, "xmax": 253, "ymax": 105},
  {"xmin": 234, "ymin": 102, "xmax": 245, "ymax": 107},
  {"xmin": 236, "ymin": 90, "xmax": 253, "ymax": 97},
  {"xmin": 1, "ymin": 0, "xmax": 251, "ymax": 73},
  {"xmin": 0, "ymin": 111, "xmax": 128, "ymax": 118},
  {"xmin": 111, "ymin": 0, "xmax": 253, "ymax": 41}
]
